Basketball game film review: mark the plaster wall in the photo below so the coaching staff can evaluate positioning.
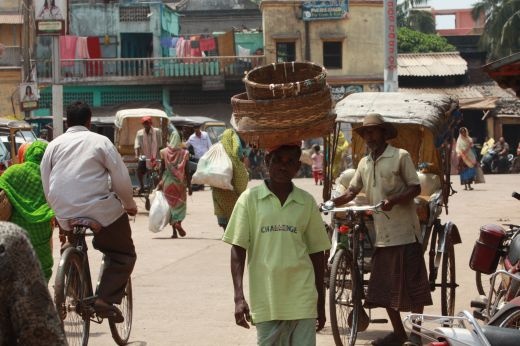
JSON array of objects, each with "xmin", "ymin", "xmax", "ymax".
[{"xmin": 0, "ymin": 69, "xmax": 22, "ymax": 116}]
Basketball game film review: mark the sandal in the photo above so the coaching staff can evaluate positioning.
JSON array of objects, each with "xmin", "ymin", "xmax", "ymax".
[
  {"xmin": 94, "ymin": 302, "xmax": 124, "ymax": 323},
  {"xmin": 371, "ymin": 332, "xmax": 407, "ymax": 346}
]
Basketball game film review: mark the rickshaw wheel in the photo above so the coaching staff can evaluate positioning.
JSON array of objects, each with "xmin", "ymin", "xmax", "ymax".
[{"xmin": 441, "ymin": 240, "xmax": 456, "ymax": 316}]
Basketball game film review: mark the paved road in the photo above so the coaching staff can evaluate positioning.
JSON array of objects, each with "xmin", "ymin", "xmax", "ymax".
[{"xmin": 48, "ymin": 174, "xmax": 520, "ymax": 345}]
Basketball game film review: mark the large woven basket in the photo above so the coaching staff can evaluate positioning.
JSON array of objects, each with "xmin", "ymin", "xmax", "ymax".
[
  {"xmin": 232, "ymin": 113, "xmax": 336, "ymax": 149},
  {"xmin": 0, "ymin": 189, "xmax": 12, "ymax": 221},
  {"xmin": 244, "ymin": 62, "xmax": 327, "ymax": 100},
  {"xmin": 231, "ymin": 87, "xmax": 332, "ymax": 129}
]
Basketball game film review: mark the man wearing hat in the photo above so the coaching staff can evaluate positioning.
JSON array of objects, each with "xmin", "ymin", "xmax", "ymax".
[
  {"xmin": 331, "ymin": 113, "xmax": 432, "ymax": 346},
  {"xmin": 134, "ymin": 116, "xmax": 163, "ymax": 193}
]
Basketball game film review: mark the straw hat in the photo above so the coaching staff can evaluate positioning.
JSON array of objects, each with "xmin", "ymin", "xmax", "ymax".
[{"xmin": 353, "ymin": 113, "xmax": 397, "ymax": 140}]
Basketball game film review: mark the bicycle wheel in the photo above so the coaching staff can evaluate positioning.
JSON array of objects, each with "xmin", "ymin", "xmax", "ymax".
[
  {"xmin": 54, "ymin": 250, "xmax": 91, "ymax": 346},
  {"xmin": 441, "ymin": 240, "xmax": 456, "ymax": 316},
  {"xmin": 329, "ymin": 248, "xmax": 359, "ymax": 346},
  {"xmin": 490, "ymin": 307, "xmax": 520, "ymax": 328},
  {"xmin": 109, "ymin": 278, "xmax": 133, "ymax": 345}
]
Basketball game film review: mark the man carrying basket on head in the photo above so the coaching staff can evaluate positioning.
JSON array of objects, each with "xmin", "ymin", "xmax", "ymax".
[{"xmin": 134, "ymin": 116, "xmax": 163, "ymax": 194}]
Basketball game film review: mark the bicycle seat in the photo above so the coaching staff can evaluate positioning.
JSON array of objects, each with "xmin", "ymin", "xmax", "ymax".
[
  {"xmin": 481, "ymin": 325, "xmax": 520, "ymax": 346},
  {"xmin": 69, "ymin": 218, "xmax": 103, "ymax": 233}
]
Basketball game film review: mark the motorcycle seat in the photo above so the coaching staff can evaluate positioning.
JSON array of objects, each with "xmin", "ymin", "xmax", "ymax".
[{"xmin": 481, "ymin": 325, "xmax": 520, "ymax": 346}]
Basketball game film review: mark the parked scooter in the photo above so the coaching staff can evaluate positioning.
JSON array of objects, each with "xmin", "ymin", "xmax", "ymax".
[
  {"xmin": 469, "ymin": 192, "xmax": 520, "ymax": 322},
  {"xmin": 480, "ymin": 149, "xmax": 514, "ymax": 174}
]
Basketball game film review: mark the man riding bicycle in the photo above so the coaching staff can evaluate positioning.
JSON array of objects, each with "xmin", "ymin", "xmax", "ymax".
[
  {"xmin": 41, "ymin": 101, "xmax": 137, "ymax": 322},
  {"xmin": 134, "ymin": 116, "xmax": 163, "ymax": 193}
]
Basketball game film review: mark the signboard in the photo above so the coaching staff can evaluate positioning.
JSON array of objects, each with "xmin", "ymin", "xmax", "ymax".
[
  {"xmin": 34, "ymin": 0, "xmax": 66, "ymax": 35},
  {"xmin": 20, "ymin": 83, "xmax": 40, "ymax": 111},
  {"xmin": 302, "ymin": 1, "xmax": 349, "ymax": 21},
  {"xmin": 202, "ymin": 75, "xmax": 226, "ymax": 91}
]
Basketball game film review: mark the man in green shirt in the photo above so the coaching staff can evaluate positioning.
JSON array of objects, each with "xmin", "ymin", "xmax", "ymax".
[{"xmin": 223, "ymin": 144, "xmax": 331, "ymax": 346}]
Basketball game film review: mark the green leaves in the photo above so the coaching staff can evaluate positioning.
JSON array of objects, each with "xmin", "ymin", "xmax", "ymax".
[{"xmin": 397, "ymin": 27, "xmax": 456, "ymax": 53}]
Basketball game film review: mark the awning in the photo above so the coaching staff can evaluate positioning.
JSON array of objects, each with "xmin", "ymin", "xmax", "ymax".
[
  {"xmin": 399, "ymin": 86, "xmax": 502, "ymax": 110},
  {"xmin": 398, "ymin": 52, "xmax": 467, "ymax": 77}
]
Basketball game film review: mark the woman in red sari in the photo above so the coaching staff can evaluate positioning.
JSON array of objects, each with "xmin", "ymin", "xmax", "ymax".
[{"xmin": 158, "ymin": 131, "xmax": 192, "ymax": 238}]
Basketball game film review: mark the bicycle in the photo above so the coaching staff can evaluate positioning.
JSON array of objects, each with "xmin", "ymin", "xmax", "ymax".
[
  {"xmin": 322, "ymin": 194, "xmax": 460, "ymax": 346},
  {"xmin": 321, "ymin": 202, "xmax": 385, "ymax": 346},
  {"xmin": 54, "ymin": 218, "xmax": 133, "ymax": 346}
]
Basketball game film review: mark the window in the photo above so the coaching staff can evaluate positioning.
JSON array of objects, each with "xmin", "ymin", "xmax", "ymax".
[
  {"xmin": 323, "ymin": 42, "xmax": 342, "ymax": 69},
  {"xmin": 276, "ymin": 42, "xmax": 296, "ymax": 62}
]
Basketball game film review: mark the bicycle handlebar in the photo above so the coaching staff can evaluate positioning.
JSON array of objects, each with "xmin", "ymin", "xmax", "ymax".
[{"xmin": 320, "ymin": 201, "xmax": 385, "ymax": 214}]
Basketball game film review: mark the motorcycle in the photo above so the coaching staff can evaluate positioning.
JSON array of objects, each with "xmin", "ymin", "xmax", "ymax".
[
  {"xmin": 480, "ymin": 149, "xmax": 513, "ymax": 174},
  {"xmin": 469, "ymin": 192, "xmax": 520, "ymax": 322},
  {"xmin": 404, "ymin": 308, "xmax": 520, "ymax": 346}
]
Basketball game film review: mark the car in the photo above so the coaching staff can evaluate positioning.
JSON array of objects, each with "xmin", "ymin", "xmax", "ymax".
[
  {"xmin": 0, "ymin": 118, "xmax": 38, "ymax": 164},
  {"xmin": 169, "ymin": 116, "xmax": 227, "ymax": 144}
]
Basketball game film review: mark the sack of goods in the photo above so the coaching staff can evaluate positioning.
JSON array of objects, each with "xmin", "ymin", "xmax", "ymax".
[
  {"xmin": 191, "ymin": 143, "xmax": 234, "ymax": 190},
  {"xmin": 231, "ymin": 61, "xmax": 336, "ymax": 149}
]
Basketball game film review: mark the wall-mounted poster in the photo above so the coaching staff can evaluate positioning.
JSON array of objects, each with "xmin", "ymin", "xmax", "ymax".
[
  {"xmin": 20, "ymin": 83, "xmax": 39, "ymax": 111},
  {"xmin": 35, "ymin": 0, "xmax": 66, "ymax": 35}
]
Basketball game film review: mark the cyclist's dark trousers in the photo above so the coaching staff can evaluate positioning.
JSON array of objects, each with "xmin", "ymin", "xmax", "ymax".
[{"xmin": 93, "ymin": 213, "xmax": 136, "ymax": 305}]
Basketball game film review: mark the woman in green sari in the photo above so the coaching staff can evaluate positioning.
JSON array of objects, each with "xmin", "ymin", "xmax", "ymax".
[
  {"xmin": 0, "ymin": 141, "xmax": 55, "ymax": 281},
  {"xmin": 212, "ymin": 129, "xmax": 249, "ymax": 230}
]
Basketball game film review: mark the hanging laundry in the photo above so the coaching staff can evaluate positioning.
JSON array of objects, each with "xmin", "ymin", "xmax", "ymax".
[
  {"xmin": 171, "ymin": 37, "xmax": 179, "ymax": 48},
  {"xmin": 87, "ymin": 36, "xmax": 102, "ymax": 76},
  {"xmin": 237, "ymin": 45, "xmax": 251, "ymax": 57},
  {"xmin": 199, "ymin": 37, "xmax": 216, "ymax": 52},
  {"xmin": 60, "ymin": 35, "xmax": 78, "ymax": 67},
  {"xmin": 160, "ymin": 37, "xmax": 173, "ymax": 48},
  {"xmin": 176, "ymin": 37, "xmax": 185, "ymax": 58},
  {"xmin": 76, "ymin": 37, "xmax": 90, "ymax": 59}
]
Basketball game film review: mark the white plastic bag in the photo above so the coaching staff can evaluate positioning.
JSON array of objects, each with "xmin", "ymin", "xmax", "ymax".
[
  {"xmin": 191, "ymin": 142, "xmax": 233, "ymax": 190},
  {"xmin": 148, "ymin": 190, "xmax": 170, "ymax": 233}
]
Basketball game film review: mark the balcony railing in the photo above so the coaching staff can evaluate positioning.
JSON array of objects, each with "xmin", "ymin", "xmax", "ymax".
[
  {"xmin": 36, "ymin": 55, "xmax": 266, "ymax": 84},
  {"xmin": 0, "ymin": 46, "xmax": 22, "ymax": 67}
]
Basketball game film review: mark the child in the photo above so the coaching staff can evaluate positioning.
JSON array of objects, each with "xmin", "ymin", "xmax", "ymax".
[
  {"xmin": 311, "ymin": 144, "xmax": 324, "ymax": 185},
  {"xmin": 222, "ymin": 144, "xmax": 331, "ymax": 345}
]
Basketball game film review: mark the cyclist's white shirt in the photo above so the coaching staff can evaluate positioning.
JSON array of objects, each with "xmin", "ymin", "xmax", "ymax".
[
  {"xmin": 350, "ymin": 145, "xmax": 421, "ymax": 247},
  {"xmin": 41, "ymin": 126, "xmax": 136, "ymax": 230}
]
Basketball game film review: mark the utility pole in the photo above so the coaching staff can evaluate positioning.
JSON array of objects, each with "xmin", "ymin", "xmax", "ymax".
[
  {"xmin": 22, "ymin": 0, "xmax": 32, "ymax": 120},
  {"xmin": 384, "ymin": 0, "xmax": 398, "ymax": 92}
]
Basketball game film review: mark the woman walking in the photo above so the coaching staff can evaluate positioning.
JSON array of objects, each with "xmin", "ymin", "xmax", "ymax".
[
  {"xmin": 0, "ymin": 141, "xmax": 55, "ymax": 281},
  {"xmin": 212, "ymin": 129, "xmax": 249, "ymax": 230},
  {"xmin": 455, "ymin": 127, "xmax": 477, "ymax": 190},
  {"xmin": 159, "ymin": 131, "xmax": 192, "ymax": 238}
]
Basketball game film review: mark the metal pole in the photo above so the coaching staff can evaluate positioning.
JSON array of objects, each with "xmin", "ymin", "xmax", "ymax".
[
  {"xmin": 52, "ymin": 36, "xmax": 63, "ymax": 136},
  {"xmin": 22, "ymin": 0, "xmax": 32, "ymax": 120},
  {"xmin": 384, "ymin": 0, "xmax": 398, "ymax": 92}
]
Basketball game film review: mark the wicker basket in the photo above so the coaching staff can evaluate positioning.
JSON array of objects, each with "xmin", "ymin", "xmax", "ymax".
[
  {"xmin": 231, "ymin": 87, "xmax": 332, "ymax": 129},
  {"xmin": 244, "ymin": 62, "xmax": 327, "ymax": 100},
  {"xmin": 232, "ymin": 113, "xmax": 336, "ymax": 149},
  {"xmin": 0, "ymin": 189, "xmax": 12, "ymax": 221}
]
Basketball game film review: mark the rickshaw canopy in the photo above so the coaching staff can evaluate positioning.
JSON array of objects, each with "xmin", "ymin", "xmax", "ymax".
[
  {"xmin": 114, "ymin": 108, "xmax": 170, "ymax": 156},
  {"xmin": 335, "ymin": 92, "xmax": 459, "ymax": 171}
]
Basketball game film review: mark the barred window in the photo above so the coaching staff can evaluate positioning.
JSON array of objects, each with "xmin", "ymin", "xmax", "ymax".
[{"xmin": 119, "ymin": 6, "xmax": 151, "ymax": 22}]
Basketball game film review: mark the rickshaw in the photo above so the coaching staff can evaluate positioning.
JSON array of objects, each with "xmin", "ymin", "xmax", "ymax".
[
  {"xmin": 322, "ymin": 92, "xmax": 462, "ymax": 346},
  {"xmin": 114, "ymin": 108, "xmax": 170, "ymax": 210},
  {"xmin": 0, "ymin": 118, "xmax": 38, "ymax": 164}
]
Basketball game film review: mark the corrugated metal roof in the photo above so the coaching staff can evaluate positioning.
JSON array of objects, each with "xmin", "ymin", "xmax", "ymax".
[
  {"xmin": 399, "ymin": 86, "xmax": 482, "ymax": 99},
  {"xmin": 398, "ymin": 52, "xmax": 467, "ymax": 77},
  {"xmin": 0, "ymin": 14, "xmax": 23, "ymax": 24}
]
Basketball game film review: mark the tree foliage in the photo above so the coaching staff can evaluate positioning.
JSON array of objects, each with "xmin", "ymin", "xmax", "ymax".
[
  {"xmin": 397, "ymin": 27, "xmax": 456, "ymax": 53},
  {"xmin": 472, "ymin": 0, "xmax": 520, "ymax": 60}
]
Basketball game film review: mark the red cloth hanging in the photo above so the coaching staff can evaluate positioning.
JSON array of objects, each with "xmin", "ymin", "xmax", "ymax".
[
  {"xmin": 86, "ymin": 36, "xmax": 103, "ymax": 76},
  {"xmin": 199, "ymin": 37, "xmax": 216, "ymax": 52}
]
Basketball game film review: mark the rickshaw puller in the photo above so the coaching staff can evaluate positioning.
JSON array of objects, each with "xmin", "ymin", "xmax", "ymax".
[
  {"xmin": 331, "ymin": 113, "xmax": 432, "ymax": 346},
  {"xmin": 134, "ymin": 116, "xmax": 163, "ymax": 193}
]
